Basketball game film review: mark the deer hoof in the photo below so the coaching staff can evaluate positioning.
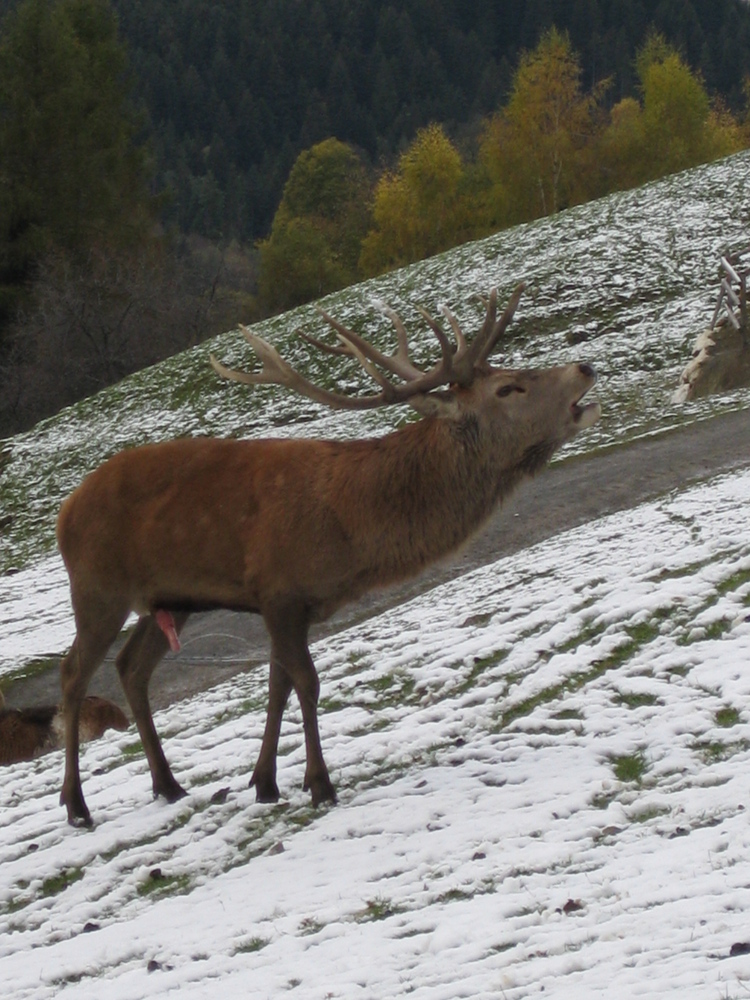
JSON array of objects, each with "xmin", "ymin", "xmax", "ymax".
[
  {"xmin": 306, "ymin": 775, "xmax": 337, "ymax": 808},
  {"xmin": 67, "ymin": 810, "xmax": 94, "ymax": 829},
  {"xmin": 61, "ymin": 787, "xmax": 93, "ymax": 827},
  {"xmin": 250, "ymin": 773, "xmax": 280, "ymax": 803},
  {"xmin": 154, "ymin": 778, "xmax": 188, "ymax": 803}
]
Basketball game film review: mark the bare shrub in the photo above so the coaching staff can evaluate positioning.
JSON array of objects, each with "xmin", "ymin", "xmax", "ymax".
[{"xmin": 0, "ymin": 240, "xmax": 258, "ymax": 435}]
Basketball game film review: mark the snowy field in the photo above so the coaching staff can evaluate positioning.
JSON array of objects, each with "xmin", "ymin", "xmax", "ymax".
[{"xmin": 2, "ymin": 465, "xmax": 750, "ymax": 999}]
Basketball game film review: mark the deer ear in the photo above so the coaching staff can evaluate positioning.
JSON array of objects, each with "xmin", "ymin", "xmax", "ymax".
[{"xmin": 407, "ymin": 389, "xmax": 460, "ymax": 418}]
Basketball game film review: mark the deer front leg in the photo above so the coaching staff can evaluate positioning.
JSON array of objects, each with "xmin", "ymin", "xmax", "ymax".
[
  {"xmin": 250, "ymin": 658, "xmax": 293, "ymax": 802},
  {"xmin": 297, "ymin": 661, "xmax": 337, "ymax": 807},
  {"xmin": 262, "ymin": 603, "xmax": 337, "ymax": 807},
  {"xmin": 116, "ymin": 613, "xmax": 189, "ymax": 803}
]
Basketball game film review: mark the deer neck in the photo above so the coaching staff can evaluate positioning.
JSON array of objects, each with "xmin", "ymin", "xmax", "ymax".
[{"xmin": 346, "ymin": 414, "xmax": 533, "ymax": 587}]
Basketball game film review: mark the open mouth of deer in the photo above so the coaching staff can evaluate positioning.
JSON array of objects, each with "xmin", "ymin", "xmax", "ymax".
[
  {"xmin": 570, "ymin": 367, "xmax": 601, "ymax": 429},
  {"xmin": 571, "ymin": 392, "xmax": 600, "ymax": 425}
]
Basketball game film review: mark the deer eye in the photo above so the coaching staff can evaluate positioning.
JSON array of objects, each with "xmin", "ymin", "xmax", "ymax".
[{"xmin": 496, "ymin": 384, "xmax": 524, "ymax": 398}]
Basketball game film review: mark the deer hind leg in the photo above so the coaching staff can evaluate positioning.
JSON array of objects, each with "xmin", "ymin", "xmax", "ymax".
[
  {"xmin": 116, "ymin": 612, "xmax": 190, "ymax": 804},
  {"xmin": 261, "ymin": 603, "xmax": 337, "ymax": 807},
  {"xmin": 60, "ymin": 604, "xmax": 129, "ymax": 826}
]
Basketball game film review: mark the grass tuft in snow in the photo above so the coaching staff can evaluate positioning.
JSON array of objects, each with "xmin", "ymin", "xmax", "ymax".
[
  {"xmin": 715, "ymin": 706, "xmax": 741, "ymax": 727},
  {"xmin": 610, "ymin": 751, "xmax": 649, "ymax": 784}
]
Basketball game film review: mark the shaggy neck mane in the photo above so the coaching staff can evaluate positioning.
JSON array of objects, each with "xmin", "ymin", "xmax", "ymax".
[{"xmin": 337, "ymin": 414, "xmax": 540, "ymax": 590}]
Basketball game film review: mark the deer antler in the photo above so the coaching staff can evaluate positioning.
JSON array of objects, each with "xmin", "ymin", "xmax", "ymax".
[{"xmin": 210, "ymin": 283, "xmax": 526, "ymax": 412}]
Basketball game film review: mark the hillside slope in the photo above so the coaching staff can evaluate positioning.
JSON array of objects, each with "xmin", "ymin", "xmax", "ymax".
[{"xmin": 0, "ymin": 149, "xmax": 748, "ymax": 577}]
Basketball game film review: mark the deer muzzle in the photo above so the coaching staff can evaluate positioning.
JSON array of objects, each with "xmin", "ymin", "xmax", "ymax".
[{"xmin": 570, "ymin": 363, "xmax": 601, "ymax": 429}]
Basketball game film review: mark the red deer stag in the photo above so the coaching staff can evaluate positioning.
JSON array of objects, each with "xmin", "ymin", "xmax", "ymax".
[{"xmin": 57, "ymin": 284, "xmax": 600, "ymax": 825}]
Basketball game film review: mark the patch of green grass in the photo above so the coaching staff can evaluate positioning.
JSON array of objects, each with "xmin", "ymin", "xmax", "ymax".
[
  {"xmin": 363, "ymin": 670, "xmax": 417, "ymax": 708},
  {"xmin": 554, "ymin": 618, "xmax": 606, "ymax": 654},
  {"xmin": 649, "ymin": 557, "xmax": 715, "ymax": 583},
  {"xmin": 41, "ymin": 867, "xmax": 84, "ymax": 897},
  {"xmin": 452, "ymin": 648, "xmax": 511, "ymax": 696},
  {"xmin": 553, "ymin": 707, "xmax": 583, "ymax": 720},
  {"xmin": 677, "ymin": 612, "xmax": 735, "ymax": 646},
  {"xmin": 369, "ymin": 674, "xmax": 396, "ymax": 692},
  {"xmin": 1, "ymin": 654, "xmax": 61, "ymax": 687},
  {"xmin": 611, "ymin": 751, "xmax": 648, "ymax": 784},
  {"xmin": 715, "ymin": 706, "xmax": 741, "ymax": 728},
  {"xmin": 285, "ymin": 807, "xmax": 320, "ymax": 829},
  {"xmin": 121, "ymin": 740, "xmax": 144, "ymax": 758},
  {"xmin": 708, "ymin": 618, "xmax": 734, "ymax": 639},
  {"xmin": 615, "ymin": 691, "xmax": 660, "ymax": 709},
  {"xmin": 317, "ymin": 695, "xmax": 348, "ymax": 712},
  {"xmin": 667, "ymin": 664, "xmax": 690, "ymax": 677},
  {"xmin": 436, "ymin": 887, "xmax": 474, "ymax": 904},
  {"xmin": 627, "ymin": 616, "xmax": 668, "ymax": 643},
  {"xmin": 348, "ymin": 715, "xmax": 393, "ymax": 737},
  {"xmin": 515, "ymin": 613, "xmax": 670, "ymax": 730},
  {"xmin": 716, "ymin": 567, "xmax": 750, "ymax": 596},
  {"xmin": 4, "ymin": 882, "xmax": 32, "ymax": 915},
  {"xmin": 211, "ymin": 697, "xmax": 266, "ymax": 725},
  {"xmin": 693, "ymin": 739, "xmax": 749, "ymax": 764},
  {"xmin": 234, "ymin": 936, "xmax": 269, "ymax": 954},
  {"xmin": 355, "ymin": 895, "xmax": 404, "ymax": 922},
  {"xmin": 137, "ymin": 869, "xmax": 192, "ymax": 898},
  {"xmin": 496, "ymin": 635, "xmax": 648, "ymax": 729},
  {"xmin": 498, "ymin": 682, "xmax": 567, "ymax": 729}
]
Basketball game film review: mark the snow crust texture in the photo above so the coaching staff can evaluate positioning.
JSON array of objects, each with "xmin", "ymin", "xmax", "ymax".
[{"xmin": 1, "ymin": 468, "xmax": 750, "ymax": 998}]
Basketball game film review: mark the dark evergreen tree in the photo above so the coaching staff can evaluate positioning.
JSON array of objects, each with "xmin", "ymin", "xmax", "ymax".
[
  {"xmin": 2, "ymin": 0, "xmax": 749, "ymax": 244},
  {"xmin": 0, "ymin": 0, "xmax": 155, "ymax": 329}
]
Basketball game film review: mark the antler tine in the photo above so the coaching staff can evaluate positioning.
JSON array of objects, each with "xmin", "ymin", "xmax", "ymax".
[
  {"xmin": 439, "ymin": 303, "xmax": 468, "ymax": 355},
  {"xmin": 476, "ymin": 282, "xmax": 526, "ymax": 364},
  {"xmin": 299, "ymin": 323, "xmax": 399, "ymax": 390},
  {"xmin": 450, "ymin": 284, "xmax": 526, "ymax": 380},
  {"xmin": 417, "ymin": 307, "xmax": 458, "ymax": 373},
  {"xmin": 379, "ymin": 305, "xmax": 424, "ymax": 379},
  {"xmin": 298, "ymin": 330, "xmax": 352, "ymax": 357},
  {"xmin": 301, "ymin": 320, "xmax": 416, "ymax": 392},
  {"xmin": 447, "ymin": 288, "xmax": 497, "ymax": 384},
  {"xmin": 318, "ymin": 306, "xmax": 424, "ymax": 382},
  {"xmin": 328, "ymin": 330, "xmax": 400, "ymax": 394}
]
